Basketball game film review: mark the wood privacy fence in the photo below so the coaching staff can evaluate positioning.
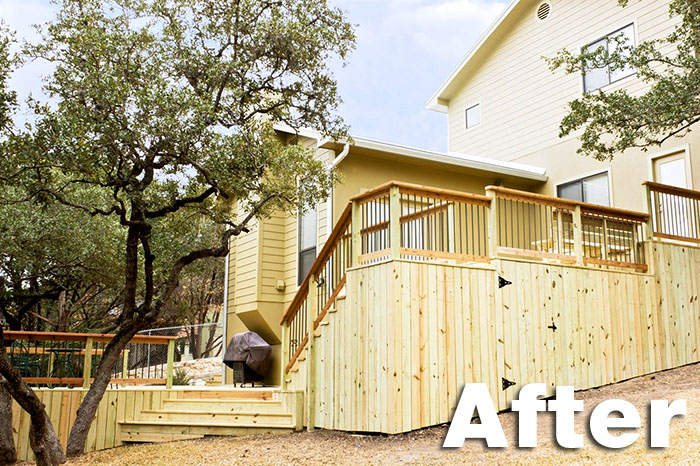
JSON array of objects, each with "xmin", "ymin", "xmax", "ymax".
[
  {"xmin": 280, "ymin": 181, "xmax": 651, "ymax": 381},
  {"xmin": 281, "ymin": 180, "xmax": 700, "ymax": 432},
  {"xmin": 286, "ymin": 241, "xmax": 700, "ymax": 433},
  {"xmin": 4, "ymin": 331, "xmax": 178, "ymax": 388}
]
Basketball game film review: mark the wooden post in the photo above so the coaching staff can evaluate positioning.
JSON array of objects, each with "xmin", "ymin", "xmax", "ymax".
[
  {"xmin": 573, "ymin": 205, "xmax": 584, "ymax": 266},
  {"xmin": 486, "ymin": 189, "xmax": 499, "ymax": 259},
  {"xmin": 165, "ymin": 339, "xmax": 175, "ymax": 389},
  {"xmin": 122, "ymin": 349, "xmax": 130, "ymax": 380},
  {"xmin": 280, "ymin": 322, "xmax": 289, "ymax": 390},
  {"xmin": 82, "ymin": 337, "xmax": 93, "ymax": 389},
  {"xmin": 306, "ymin": 273, "xmax": 318, "ymax": 431},
  {"xmin": 351, "ymin": 200, "xmax": 362, "ymax": 267},
  {"xmin": 644, "ymin": 183, "xmax": 656, "ymax": 240},
  {"xmin": 389, "ymin": 185, "xmax": 401, "ymax": 260},
  {"xmin": 47, "ymin": 351, "xmax": 56, "ymax": 378}
]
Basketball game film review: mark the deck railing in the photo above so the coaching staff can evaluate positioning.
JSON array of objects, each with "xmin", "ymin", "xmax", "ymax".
[
  {"xmin": 645, "ymin": 181, "xmax": 700, "ymax": 244},
  {"xmin": 488, "ymin": 186, "xmax": 648, "ymax": 271},
  {"xmin": 3, "ymin": 331, "xmax": 178, "ymax": 388},
  {"xmin": 281, "ymin": 181, "xmax": 652, "ymax": 378},
  {"xmin": 281, "ymin": 204, "xmax": 352, "ymax": 374}
]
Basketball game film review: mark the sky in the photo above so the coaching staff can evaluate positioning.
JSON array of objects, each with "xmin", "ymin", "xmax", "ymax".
[{"xmin": 1, "ymin": 0, "xmax": 508, "ymax": 152}]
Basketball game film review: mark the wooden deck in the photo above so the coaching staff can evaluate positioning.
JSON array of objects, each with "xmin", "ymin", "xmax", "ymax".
[{"xmin": 11, "ymin": 387, "xmax": 303, "ymax": 463}]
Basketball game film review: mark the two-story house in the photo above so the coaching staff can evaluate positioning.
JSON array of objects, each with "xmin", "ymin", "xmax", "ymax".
[{"xmin": 222, "ymin": 0, "xmax": 700, "ymax": 434}]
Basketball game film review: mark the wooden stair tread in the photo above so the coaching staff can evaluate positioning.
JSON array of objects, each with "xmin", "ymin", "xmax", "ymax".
[
  {"xmin": 140, "ymin": 409, "xmax": 292, "ymax": 417},
  {"xmin": 120, "ymin": 420, "xmax": 294, "ymax": 428},
  {"xmin": 120, "ymin": 433, "xmax": 204, "ymax": 443},
  {"xmin": 163, "ymin": 398, "xmax": 281, "ymax": 403}
]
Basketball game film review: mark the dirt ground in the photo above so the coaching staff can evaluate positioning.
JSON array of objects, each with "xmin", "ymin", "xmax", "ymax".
[{"xmin": 64, "ymin": 363, "xmax": 700, "ymax": 465}]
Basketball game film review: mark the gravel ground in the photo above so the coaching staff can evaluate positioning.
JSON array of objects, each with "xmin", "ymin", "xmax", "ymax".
[{"xmin": 64, "ymin": 363, "xmax": 700, "ymax": 465}]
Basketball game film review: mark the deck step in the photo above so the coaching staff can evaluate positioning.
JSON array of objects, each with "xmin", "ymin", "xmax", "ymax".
[
  {"xmin": 164, "ymin": 389, "xmax": 275, "ymax": 400},
  {"xmin": 161, "ymin": 399, "xmax": 284, "ymax": 412},
  {"xmin": 119, "ymin": 432, "xmax": 204, "ymax": 443},
  {"xmin": 119, "ymin": 420, "xmax": 294, "ymax": 440},
  {"xmin": 138, "ymin": 409, "xmax": 293, "ymax": 425}
]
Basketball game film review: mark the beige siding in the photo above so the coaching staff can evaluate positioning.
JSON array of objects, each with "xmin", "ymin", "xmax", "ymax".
[
  {"xmin": 447, "ymin": 0, "xmax": 679, "ymax": 161},
  {"xmin": 444, "ymin": 0, "xmax": 700, "ymax": 211}
]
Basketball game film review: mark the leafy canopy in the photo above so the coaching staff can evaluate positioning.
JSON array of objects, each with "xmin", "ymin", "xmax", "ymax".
[{"xmin": 546, "ymin": 0, "xmax": 700, "ymax": 161}]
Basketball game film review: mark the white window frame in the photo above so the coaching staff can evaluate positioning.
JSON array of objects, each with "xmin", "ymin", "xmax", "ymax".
[
  {"xmin": 647, "ymin": 145, "xmax": 693, "ymax": 189},
  {"xmin": 580, "ymin": 20, "xmax": 638, "ymax": 95},
  {"xmin": 556, "ymin": 168, "xmax": 613, "ymax": 206},
  {"xmin": 297, "ymin": 204, "xmax": 318, "ymax": 286},
  {"xmin": 464, "ymin": 102, "xmax": 482, "ymax": 130}
]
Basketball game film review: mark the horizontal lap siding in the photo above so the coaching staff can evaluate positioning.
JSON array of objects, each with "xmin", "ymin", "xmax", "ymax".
[
  {"xmin": 291, "ymin": 240, "xmax": 700, "ymax": 433},
  {"xmin": 447, "ymin": 0, "xmax": 678, "ymax": 161}
]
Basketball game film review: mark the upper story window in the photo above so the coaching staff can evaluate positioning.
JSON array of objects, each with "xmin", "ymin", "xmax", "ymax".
[
  {"xmin": 465, "ymin": 103, "xmax": 481, "ymax": 129},
  {"xmin": 557, "ymin": 172, "xmax": 610, "ymax": 206},
  {"xmin": 583, "ymin": 24, "xmax": 635, "ymax": 93},
  {"xmin": 298, "ymin": 205, "xmax": 317, "ymax": 285}
]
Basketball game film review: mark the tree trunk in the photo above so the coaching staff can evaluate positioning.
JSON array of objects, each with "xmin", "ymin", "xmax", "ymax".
[
  {"xmin": 65, "ymin": 321, "xmax": 143, "ymax": 457},
  {"xmin": 0, "ymin": 376, "xmax": 16, "ymax": 465},
  {"xmin": 0, "ymin": 332, "xmax": 64, "ymax": 465}
]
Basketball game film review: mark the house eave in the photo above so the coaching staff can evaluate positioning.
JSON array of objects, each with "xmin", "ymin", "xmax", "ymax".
[{"xmin": 324, "ymin": 135, "xmax": 548, "ymax": 183}]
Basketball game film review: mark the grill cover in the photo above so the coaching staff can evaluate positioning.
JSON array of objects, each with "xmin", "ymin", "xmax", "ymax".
[{"xmin": 223, "ymin": 332, "xmax": 272, "ymax": 376}]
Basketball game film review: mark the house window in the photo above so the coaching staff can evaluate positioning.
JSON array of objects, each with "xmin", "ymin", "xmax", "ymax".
[
  {"xmin": 465, "ymin": 103, "xmax": 481, "ymax": 129},
  {"xmin": 583, "ymin": 24, "xmax": 635, "ymax": 93},
  {"xmin": 298, "ymin": 205, "xmax": 317, "ymax": 285},
  {"xmin": 557, "ymin": 172, "xmax": 610, "ymax": 206}
]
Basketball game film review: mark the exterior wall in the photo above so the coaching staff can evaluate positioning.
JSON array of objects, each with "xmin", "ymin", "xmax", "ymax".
[
  {"xmin": 286, "ymin": 240, "xmax": 700, "ymax": 433},
  {"xmin": 332, "ymin": 149, "xmax": 539, "ymax": 225},
  {"xmin": 223, "ymin": 138, "xmax": 337, "ymax": 385},
  {"xmin": 518, "ymin": 135, "xmax": 700, "ymax": 212},
  {"xmin": 444, "ymin": 0, "xmax": 698, "ymax": 210}
]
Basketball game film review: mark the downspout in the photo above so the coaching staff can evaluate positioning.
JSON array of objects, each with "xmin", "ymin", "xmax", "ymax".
[
  {"xmin": 330, "ymin": 142, "xmax": 350, "ymax": 170},
  {"xmin": 327, "ymin": 143, "xmax": 350, "ymax": 239},
  {"xmin": 220, "ymin": 244, "xmax": 230, "ymax": 386}
]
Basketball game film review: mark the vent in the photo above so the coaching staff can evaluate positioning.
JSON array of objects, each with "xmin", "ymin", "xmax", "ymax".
[{"xmin": 536, "ymin": 2, "xmax": 552, "ymax": 21}]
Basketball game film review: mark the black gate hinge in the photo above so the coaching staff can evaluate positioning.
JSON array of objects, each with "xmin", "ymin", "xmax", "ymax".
[
  {"xmin": 502, "ymin": 377, "xmax": 516, "ymax": 390},
  {"xmin": 498, "ymin": 276, "xmax": 512, "ymax": 289}
]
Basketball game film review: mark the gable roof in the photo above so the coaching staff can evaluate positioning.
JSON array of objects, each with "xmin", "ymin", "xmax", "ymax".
[{"xmin": 427, "ymin": 0, "xmax": 532, "ymax": 113}]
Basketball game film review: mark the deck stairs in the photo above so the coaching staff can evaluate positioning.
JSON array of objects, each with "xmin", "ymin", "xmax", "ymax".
[{"xmin": 119, "ymin": 389, "xmax": 303, "ymax": 444}]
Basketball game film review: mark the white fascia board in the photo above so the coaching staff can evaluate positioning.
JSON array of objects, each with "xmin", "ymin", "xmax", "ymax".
[
  {"xmin": 273, "ymin": 123, "xmax": 322, "ymax": 142},
  {"xmin": 350, "ymin": 135, "xmax": 547, "ymax": 182},
  {"xmin": 426, "ymin": 0, "xmax": 522, "ymax": 113}
]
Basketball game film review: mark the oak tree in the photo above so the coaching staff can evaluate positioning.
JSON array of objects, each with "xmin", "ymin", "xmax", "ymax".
[{"xmin": 1, "ymin": 0, "xmax": 354, "ymax": 459}]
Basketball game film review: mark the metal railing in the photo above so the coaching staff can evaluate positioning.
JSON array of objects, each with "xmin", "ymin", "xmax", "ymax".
[
  {"xmin": 488, "ymin": 186, "xmax": 648, "ymax": 271},
  {"xmin": 3, "ymin": 331, "xmax": 177, "ymax": 388},
  {"xmin": 645, "ymin": 181, "xmax": 700, "ymax": 244}
]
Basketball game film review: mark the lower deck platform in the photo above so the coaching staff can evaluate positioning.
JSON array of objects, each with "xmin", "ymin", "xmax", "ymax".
[{"xmin": 12, "ymin": 386, "xmax": 303, "ymax": 462}]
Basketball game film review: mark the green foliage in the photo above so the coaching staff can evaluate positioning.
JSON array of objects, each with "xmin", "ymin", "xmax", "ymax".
[
  {"xmin": 0, "ymin": 25, "xmax": 17, "ymax": 134},
  {"xmin": 545, "ymin": 0, "xmax": 700, "ymax": 160},
  {"xmin": 0, "ymin": 187, "xmax": 125, "ymax": 330},
  {"xmin": 171, "ymin": 367, "xmax": 193, "ymax": 386},
  {"xmin": 0, "ymin": 0, "xmax": 354, "ymax": 453}
]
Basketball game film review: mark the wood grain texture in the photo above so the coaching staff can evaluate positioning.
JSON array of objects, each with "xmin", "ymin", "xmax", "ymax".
[{"xmin": 286, "ymin": 240, "xmax": 700, "ymax": 433}]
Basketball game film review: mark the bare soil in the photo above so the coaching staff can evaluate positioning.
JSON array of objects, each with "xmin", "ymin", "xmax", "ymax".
[{"xmin": 64, "ymin": 363, "xmax": 700, "ymax": 465}]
